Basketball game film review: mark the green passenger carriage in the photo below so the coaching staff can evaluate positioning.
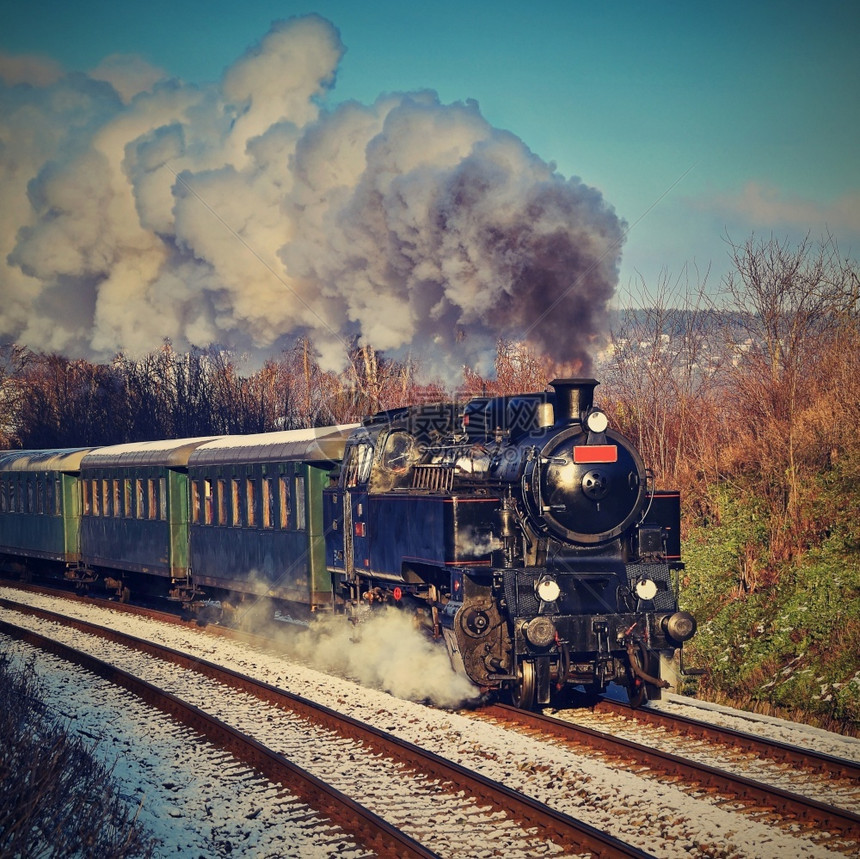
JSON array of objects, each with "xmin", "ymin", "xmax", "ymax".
[
  {"xmin": 0, "ymin": 449, "xmax": 95, "ymax": 570},
  {"xmin": 187, "ymin": 426, "xmax": 355, "ymax": 612},
  {"xmin": 77, "ymin": 438, "xmax": 218, "ymax": 592}
]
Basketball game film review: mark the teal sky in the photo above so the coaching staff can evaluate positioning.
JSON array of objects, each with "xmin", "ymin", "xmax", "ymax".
[{"xmin": 2, "ymin": 0, "xmax": 858, "ymax": 306}]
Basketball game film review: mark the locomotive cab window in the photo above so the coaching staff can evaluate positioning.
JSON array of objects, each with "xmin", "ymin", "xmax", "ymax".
[{"xmin": 344, "ymin": 443, "xmax": 373, "ymax": 487}]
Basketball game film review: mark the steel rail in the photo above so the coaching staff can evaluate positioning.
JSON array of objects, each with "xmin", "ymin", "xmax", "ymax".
[
  {"xmin": 593, "ymin": 696, "xmax": 860, "ymax": 782},
  {"xmin": 485, "ymin": 703, "xmax": 860, "ymax": 842},
  {"xmin": 0, "ymin": 600, "xmax": 653, "ymax": 859},
  {"xmin": 0, "ymin": 617, "xmax": 436, "ymax": 859}
]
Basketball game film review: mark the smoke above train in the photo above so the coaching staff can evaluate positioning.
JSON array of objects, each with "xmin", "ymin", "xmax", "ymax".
[{"xmin": 0, "ymin": 15, "xmax": 625, "ymax": 381}]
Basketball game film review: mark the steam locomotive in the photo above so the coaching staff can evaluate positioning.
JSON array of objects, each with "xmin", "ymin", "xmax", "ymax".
[
  {"xmin": 0, "ymin": 378, "xmax": 694, "ymax": 709},
  {"xmin": 324, "ymin": 378, "xmax": 695, "ymax": 708}
]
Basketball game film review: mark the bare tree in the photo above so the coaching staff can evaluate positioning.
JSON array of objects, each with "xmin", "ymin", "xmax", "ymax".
[
  {"xmin": 0, "ymin": 344, "xmax": 32, "ymax": 448},
  {"xmin": 598, "ymin": 266, "xmax": 718, "ymax": 493},
  {"xmin": 715, "ymin": 232, "xmax": 857, "ymax": 560}
]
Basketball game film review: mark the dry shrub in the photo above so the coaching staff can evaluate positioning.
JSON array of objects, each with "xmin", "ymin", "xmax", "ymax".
[{"xmin": 0, "ymin": 655, "xmax": 156, "ymax": 859}]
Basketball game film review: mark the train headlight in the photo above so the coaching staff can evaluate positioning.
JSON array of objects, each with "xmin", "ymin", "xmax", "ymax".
[
  {"xmin": 586, "ymin": 409, "xmax": 609, "ymax": 433},
  {"xmin": 635, "ymin": 578, "xmax": 658, "ymax": 600},
  {"xmin": 536, "ymin": 576, "xmax": 561, "ymax": 603}
]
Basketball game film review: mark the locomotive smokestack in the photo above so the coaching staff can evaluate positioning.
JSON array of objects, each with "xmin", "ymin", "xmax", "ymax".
[{"xmin": 549, "ymin": 378, "xmax": 599, "ymax": 424}]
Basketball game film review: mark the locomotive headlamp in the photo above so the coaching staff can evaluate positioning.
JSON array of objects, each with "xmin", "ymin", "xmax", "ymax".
[
  {"xmin": 585, "ymin": 409, "xmax": 609, "ymax": 434},
  {"xmin": 635, "ymin": 578, "xmax": 658, "ymax": 600},
  {"xmin": 536, "ymin": 575, "xmax": 561, "ymax": 603}
]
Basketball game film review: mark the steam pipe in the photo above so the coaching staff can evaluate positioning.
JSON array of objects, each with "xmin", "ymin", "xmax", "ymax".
[{"xmin": 625, "ymin": 639, "xmax": 671, "ymax": 689}]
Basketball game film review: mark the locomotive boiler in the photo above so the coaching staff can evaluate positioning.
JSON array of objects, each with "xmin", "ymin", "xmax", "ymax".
[{"xmin": 324, "ymin": 378, "xmax": 696, "ymax": 709}]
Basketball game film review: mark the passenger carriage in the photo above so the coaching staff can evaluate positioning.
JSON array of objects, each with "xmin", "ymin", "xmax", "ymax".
[
  {"xmin": 0, "ymin": 448, "xmax": 95, "ymax": 574},
  {"xmin": 77, "ymin": 437, "xmax": 218, "ymax": 596},
  {"xmin": 187, "ymin": 425, "xmax": 355, "ymax": 614}
]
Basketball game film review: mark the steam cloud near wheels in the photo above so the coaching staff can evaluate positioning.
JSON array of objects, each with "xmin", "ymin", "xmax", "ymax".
[{"xmin": 0, "ymin": 14, "xmax": 625, "ymax": 380}]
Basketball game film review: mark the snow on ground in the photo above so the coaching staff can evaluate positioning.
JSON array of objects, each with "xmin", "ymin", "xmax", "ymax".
[
  {"xmin": 2, "ymin": 636, "xmax": 367, "ymax": 859},
  {"xmin": 2, "ymin": 587, "xmax": 859, "ymax": 858}
]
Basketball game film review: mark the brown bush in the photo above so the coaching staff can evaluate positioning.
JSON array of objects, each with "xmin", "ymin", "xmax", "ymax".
[{"xmin": 0, "ymin": 655, "xmax": 156, "ymax": 859}]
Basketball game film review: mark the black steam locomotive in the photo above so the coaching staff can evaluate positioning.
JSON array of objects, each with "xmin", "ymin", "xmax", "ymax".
[{"xmin": 324, "ymin": 378, "xmax": 695, "ymax": 708}]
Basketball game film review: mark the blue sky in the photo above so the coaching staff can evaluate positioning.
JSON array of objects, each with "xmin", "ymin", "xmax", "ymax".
[{"xmin": 1, "ymin": 1, "xmax": 858, "ymax": 371}]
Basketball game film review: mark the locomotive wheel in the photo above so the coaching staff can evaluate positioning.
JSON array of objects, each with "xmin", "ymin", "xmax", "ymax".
[{"xmin": 510, "ymin": 660, "xmax": 536, "ymax": 710}]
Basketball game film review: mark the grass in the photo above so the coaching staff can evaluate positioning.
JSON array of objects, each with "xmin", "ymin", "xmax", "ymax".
[{"xmin": 679, "ymin": 460, "xmax": 860, "ymax": 737}]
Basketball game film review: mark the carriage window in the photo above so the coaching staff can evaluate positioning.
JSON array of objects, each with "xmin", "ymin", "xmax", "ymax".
[
  {"xmin": 191, "ymin": 481, "xmax": 200, "ymax": 524},
  {"xmin": 217, "ymin": 479, "xmax": 227, "ymax": 525},
  {"xmin": 246, "ymin": 478, "xmax": 257, "ymax": 527},
  {"xmin": 279, "ymin": 476, "xmax": 290, "ymax": 529},
  {"xmin": 124, "ymin": 480, "xmax": 132, "ymax": 518},
  {"xmin": 92, "ymin": 480, "xmax": 100, "ymax": 516},
  {"xmin": 0, "ymin": 479, "xmax": 6, "ymax": 514},
  {"xmin": 82, "ymin": 480, "xmax": 91, "ymax": 515},
  {"xmin": 295, "ymin": 475, "xmax": 306, "ymax": 531},
  {"xmin": 203, "ymin": 479, "xmax": 213, "ymax": 525},
  {"xmin": 231, "ymin": 479, "xmax": 241, "ymax": 526},
  {"xmin": 136, "ymin": 479, "xmax": 145, "ymax": 519},
  {"xmin": 36, "ymin": 478, "xmax": 44, "ymax": 514},
  {"xmin": 113, "ymin": 480, "xmax": 121, "ymax": 517},
  {"xmin": 148, "ymin": 479, "xmax": 157, "ymax": 520},
  {"xmin": 159, "ymin": 478, "xmax": 167, "ymax": 520},
  {"xmin": 55, "ymin": 477, "xmax": 62, "ymax": 515},
  {"xmin": 262, "ymin": 478, "xmax": 274, "ymax": 529}
]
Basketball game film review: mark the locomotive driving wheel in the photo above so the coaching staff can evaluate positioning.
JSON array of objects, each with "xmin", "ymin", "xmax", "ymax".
[{"xmin": 510, "ymin": 660, "xmax": 536, "ymax": 710}]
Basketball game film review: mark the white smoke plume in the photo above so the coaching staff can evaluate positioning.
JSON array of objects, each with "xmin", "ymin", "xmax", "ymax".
[
  {"xmin": 278, "ymin": 608, "xmax": 481, "ymax": 709},
  {"xmin": 0, "ymin": 14, "xmax": 624, "ymax": 380}
]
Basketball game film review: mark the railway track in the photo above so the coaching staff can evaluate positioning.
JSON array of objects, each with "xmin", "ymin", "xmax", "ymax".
[
  {"xmin": 480, "ymin": 703, "xmax": 860, "ymax": 843},
  {"xmin": 591, "ymin": 695, "xmax": 860, "ymax": 783},
  {"xmin": 0, "ymin": 598, "xmax": 652, "ymax": 859},
  {"xmin": 3, "ymin": 581, "xmax": 858, "ymax": 856},
  {"xmin": 1, "ymin": 617, "xmax": 424, "ymax": 859}
]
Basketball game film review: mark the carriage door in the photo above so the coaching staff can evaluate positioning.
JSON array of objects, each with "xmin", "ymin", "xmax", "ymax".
[
  {"xmin": 345, "ymin": 441, "xmax": 373, "ymax": 575},
  {"xmin": 324, "ymin": 441, "xmax": 373, "ymax": 581}
]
